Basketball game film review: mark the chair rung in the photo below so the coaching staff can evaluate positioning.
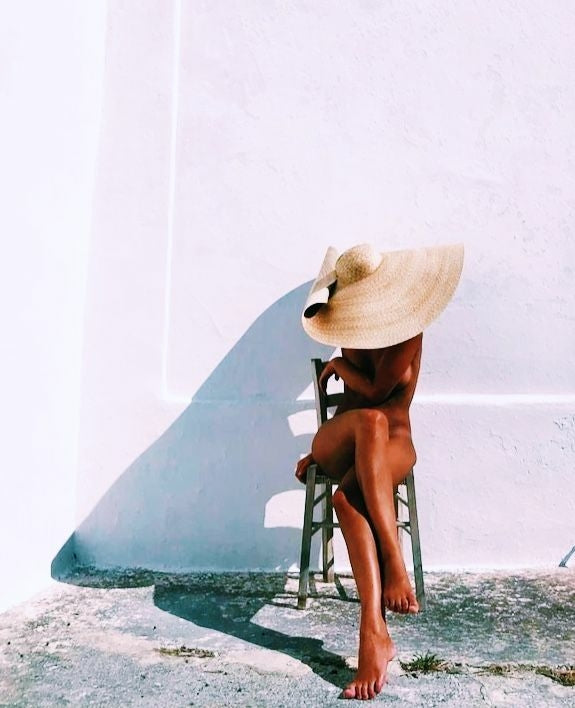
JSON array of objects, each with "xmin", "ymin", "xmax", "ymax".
[
  {"xmin": 396, "ymin": 521, "xmax": 411, "ymax": 530},
  {"xmin": 395, "ymin": 494, "xmax": 408, "ymax": 507},
  {"xmin": 311, "ymin": 522, "xmax": 341, "ymax": 531},
  {"xmin": 313, "ymin": 491, "xmax": 328, "ymax": 504}
]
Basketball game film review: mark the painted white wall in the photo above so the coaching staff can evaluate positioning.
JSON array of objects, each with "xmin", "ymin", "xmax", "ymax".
[
  {"xmin": 69, "ymin": 1, "xmax": 574, "ymax": 575},
  {"xmin": 0, "ymin": 2, "xmax": 107, "ymax": 612},
  {"xmin": 3, "ymin": 1, "xmax": 574, "ymax": 610}
]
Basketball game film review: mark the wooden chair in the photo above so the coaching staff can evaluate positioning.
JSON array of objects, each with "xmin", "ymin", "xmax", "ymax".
[{"xmin": 297, "ymin": 358, "xmax": 425, "ymax": 610}]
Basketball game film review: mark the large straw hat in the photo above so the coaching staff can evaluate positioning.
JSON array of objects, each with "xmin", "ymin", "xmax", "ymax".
[{"xmin": 302, "ymin": 242, "xmax": 465, "ymax": 348}]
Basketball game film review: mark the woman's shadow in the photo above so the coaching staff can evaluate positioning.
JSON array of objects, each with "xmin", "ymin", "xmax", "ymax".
[
  {"xmin": 154, "ymin": 572, "xmax": 355, "ymax": 688},
  {"xmin": 52, "ymin": 282, "xmax": 355, "ymax": 689}
]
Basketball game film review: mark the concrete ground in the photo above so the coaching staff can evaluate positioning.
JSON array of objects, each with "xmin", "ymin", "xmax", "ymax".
[{"xmin": 1, "ymin": 569, "xmax": 573, "ymax": 707}]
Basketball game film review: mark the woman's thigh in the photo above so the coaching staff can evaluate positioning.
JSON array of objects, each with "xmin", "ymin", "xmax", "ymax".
[
  {"xmin": 311, "ymin": 411, "xmax": 361, "ymax": 480},
  {"xmin": 311, "ymin": 408, "xmax": 392, "ymax": 480},
  {"xmin": 311, "ymin": 408, "xmax": 416, "ymax": 485},
  {"xmin": 380, "ymin": 430, "xmax": 417, "ymax": 487}
]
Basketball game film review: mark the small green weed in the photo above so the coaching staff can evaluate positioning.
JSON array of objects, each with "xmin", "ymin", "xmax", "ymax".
[{"xmin": 400, "ymin": 652, "xmax": 448, "ymax": 674}]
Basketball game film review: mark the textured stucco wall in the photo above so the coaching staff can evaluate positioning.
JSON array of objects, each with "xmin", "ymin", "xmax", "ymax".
[
  {"xmin": 0, "ymin": 2, "xmax": 107, "ymax": 612},
  {"xmin": 61, "ymin": 1, "xmax": 575, "ymax": 575}
]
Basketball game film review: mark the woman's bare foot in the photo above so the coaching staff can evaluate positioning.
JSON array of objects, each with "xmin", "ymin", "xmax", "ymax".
[
  {"xmin": 342, "ymin": 618, "xmax": 396, "ymax": 700},
  {"xmin": 382, "ymin": 552, "xmax": 419, "ymax": 614}
]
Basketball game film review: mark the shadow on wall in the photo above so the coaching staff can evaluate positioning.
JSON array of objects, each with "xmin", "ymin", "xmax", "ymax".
[{"xmin": 52, "ymin": 282, "xmax": 333, "ymax": 578}]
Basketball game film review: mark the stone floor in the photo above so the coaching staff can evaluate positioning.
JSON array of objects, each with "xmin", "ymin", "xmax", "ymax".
[{"xmin": 1, "ymin": 569, "xmax": 573, "ymax": 706}]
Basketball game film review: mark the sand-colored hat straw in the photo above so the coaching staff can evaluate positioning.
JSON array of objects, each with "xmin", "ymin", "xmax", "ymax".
[{"xmin": 302, "ymin": 242, "xmax": 465, "ymax": 349}]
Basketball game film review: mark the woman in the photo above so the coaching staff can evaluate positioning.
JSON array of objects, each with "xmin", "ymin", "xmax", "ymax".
[{"xmin": 295, "ymin": 242, "xmax": 464, "ymax": 701}]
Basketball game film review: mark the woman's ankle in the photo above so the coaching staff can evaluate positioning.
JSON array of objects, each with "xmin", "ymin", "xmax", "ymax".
[
  {"xmin": 360, "ymin": 608, "xmax": 389, "ymax": 635},
  {"xmin": 380, "ymin": 546, "xmax": 405, "ymax": 567}
]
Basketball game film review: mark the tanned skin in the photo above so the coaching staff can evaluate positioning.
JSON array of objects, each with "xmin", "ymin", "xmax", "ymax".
[{"xmin": 295, "ymin": 332, "xmax": 423, "ymax": 700}]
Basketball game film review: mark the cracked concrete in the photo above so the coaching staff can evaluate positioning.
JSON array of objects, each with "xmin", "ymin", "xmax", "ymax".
[{"xmin": 1, "ymin": 570, "xmax": 573, "ymax": 706}]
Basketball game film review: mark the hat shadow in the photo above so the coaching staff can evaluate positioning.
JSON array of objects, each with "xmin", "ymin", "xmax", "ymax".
[{"xmin": 51, "ymin": 282, "xmax": 355, "ymax": 689}]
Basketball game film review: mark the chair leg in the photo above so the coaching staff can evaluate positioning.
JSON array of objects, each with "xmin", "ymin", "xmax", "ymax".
[
  {"xmin": 405, "ymin": 468, "xmax": 426, "ymax": 611},
  {"xmin": 321, "ymin": 480, "xmax": 335, "ymax": 582},
  {"xmin": 394, "ymin": 484, "xmax": 404, "ymax": 554},
  {"xmin": 298, "ymin": 464, "xmax": 317, "ymax": 609}
]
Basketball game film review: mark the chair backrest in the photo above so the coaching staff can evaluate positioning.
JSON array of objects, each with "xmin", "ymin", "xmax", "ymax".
[{"xmin": 311, "ymin": 358, "xmax": 345, "ymax": 428}]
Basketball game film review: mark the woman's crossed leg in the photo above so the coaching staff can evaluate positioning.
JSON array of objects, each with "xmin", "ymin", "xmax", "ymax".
[{"xmin": 310, "ymin": 408, "xmax": 418, "ymax": 699}]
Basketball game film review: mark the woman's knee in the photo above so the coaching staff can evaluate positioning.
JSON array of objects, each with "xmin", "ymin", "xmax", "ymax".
[
  {"xmin": 354, "ymin": 408, "xmax": 389, "ymax": 440},
  {"xmin": 332, "ymin": 487, "xmax": 351, "ymax": 515},
  {"xmin": 332, "ymin": 473, "xmax": 364, "ymax": 515}
]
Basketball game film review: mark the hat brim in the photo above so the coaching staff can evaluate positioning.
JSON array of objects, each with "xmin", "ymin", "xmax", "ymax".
[{"xmin": 301, "ymin": 243, "xmax": 464, "ymax": 349}]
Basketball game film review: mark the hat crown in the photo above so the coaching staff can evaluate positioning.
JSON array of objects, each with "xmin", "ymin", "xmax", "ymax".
[{"xmin": 336, "ymin": 244, "xmax": 382, "ymax": 286}]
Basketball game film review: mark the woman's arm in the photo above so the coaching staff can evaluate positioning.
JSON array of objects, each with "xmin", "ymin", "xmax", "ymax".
[
  {"xmin": 319, "ymin": 356, "xmax": 371, "ymax": 397},
  {"xmin": 320, "ymin": 334, "xmax": 422, "ymax": 402}
]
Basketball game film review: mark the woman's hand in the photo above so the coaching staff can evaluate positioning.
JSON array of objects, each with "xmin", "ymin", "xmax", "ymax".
[
  {"xmin": 295, "ymin": 452, "xmax": 314, "ymax": 484},
  {"xmin": 318, "ymin": 357, "xmax": 342, "ymax": 393}
]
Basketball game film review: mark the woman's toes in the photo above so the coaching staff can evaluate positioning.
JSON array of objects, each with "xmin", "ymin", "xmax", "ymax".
[
  {"xmin": 408, "ymin": 594, "xmax": 419, "ymax": 613},
  {"xmin": 342, "ymin": 684, "xmax": 355, "ymax": 699},
  {"xmin": 360, "ymin": 682, "xmax": 369, "ymax": 700}
]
